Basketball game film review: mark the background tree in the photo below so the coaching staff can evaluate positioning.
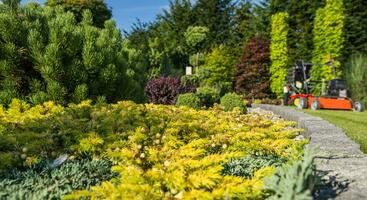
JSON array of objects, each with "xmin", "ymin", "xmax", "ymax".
[
  {"xmin": 270, "ymin": 12, "xmax": 289, "ymax": 97},
  {"xmin": 312, "ymin": 0, "xmax": 345, "ymax": 94},
  {"xmin": 232, "ymin": 1, "xmax": 270, "ymax": 54},
  {"xmin": 1, "ymin": 0, "xmax": 20, "ymax": 11},
  {"xmin": 344, "ymin": 0, "xmax": 367, "ymax": 55},
  {"xmin": 45, "ymin": 0, "xmax": 112, "ymax": 28},
  {"xmin": 235, "ymin": 37, "xmax": 271, "ymax": 99},
  {"xmin": 193, "ymin": 0, "xmax": 235, "ymax": 48}
]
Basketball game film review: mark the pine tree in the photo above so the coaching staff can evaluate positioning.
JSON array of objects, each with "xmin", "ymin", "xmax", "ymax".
[{"xmin": 0, "ymin": 3, "xmax": 145, "ymax": 105}]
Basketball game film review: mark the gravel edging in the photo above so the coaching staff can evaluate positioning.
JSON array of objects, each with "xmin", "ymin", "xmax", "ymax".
[{"xmin": 253, "ymin": 104, "xmax": 367, "ymax": 200}]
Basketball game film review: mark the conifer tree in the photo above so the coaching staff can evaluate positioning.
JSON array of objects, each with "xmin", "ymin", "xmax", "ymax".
[
  {"xmin": 344, "ymin": 0, "xmax": 367, "ymax": 54},
  {"xmin": 193, "ymin": 0, "xmax": 235, "ymax": 48},
  {"xmin": 0, "ymin": 4, "xmax": 145, "ymax": 105}
]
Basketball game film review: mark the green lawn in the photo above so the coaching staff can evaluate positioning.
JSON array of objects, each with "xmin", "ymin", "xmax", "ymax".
[{"xmin": 303, "ymin": 109, "xmax": 367, "ymax": 153}]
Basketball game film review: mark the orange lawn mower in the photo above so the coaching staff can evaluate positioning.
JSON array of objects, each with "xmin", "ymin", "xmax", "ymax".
[{"xmin": 285, "ymin": 60, "xmax": 365, "ymax": 112}]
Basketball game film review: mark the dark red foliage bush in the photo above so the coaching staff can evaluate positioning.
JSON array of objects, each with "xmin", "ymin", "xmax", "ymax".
[
  {"xmin": 145, "ymin": 76, "xmax": 196, "ymax": 105},
  {"xmin": 235, "ymin": 37, "xmax": 271, "ymax": 99}
]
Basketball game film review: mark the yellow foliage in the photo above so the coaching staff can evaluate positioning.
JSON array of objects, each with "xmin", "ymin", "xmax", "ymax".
[{"xmin": 63, "ymin": 101, "xmax": 306, "ymax": 199}]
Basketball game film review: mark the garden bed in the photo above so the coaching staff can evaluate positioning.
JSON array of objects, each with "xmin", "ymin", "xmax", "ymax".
[{"xmin": 0, "ymin": 100, "xmax": 315, "ymax": 199}]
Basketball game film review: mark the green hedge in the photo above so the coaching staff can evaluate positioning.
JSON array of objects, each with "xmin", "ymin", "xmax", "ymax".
[
  {"xmin": 312, "ymin": 0, "xmax": 345, "ymax": 94},
  {"xmin": 270, "ymin": 12, "xmax": 290, "ymax": 97}
]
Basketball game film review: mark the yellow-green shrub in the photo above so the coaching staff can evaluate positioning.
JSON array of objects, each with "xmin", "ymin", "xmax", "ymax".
[{"xmin": 0, "ymin": 99, "xmax": 307, "ymax": 199}]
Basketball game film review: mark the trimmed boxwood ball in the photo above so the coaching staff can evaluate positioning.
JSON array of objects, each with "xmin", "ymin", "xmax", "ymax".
[
  {"xmin": 196, "ymin": 86, "xmax": 220, "ymax": 107},
  {"xmin": 220, "ymin": 93, "xmax": 246, "ymax": 113},
  {"xmin": 176, "ymin": 93, "xmax": 201, "ymax": 109}
]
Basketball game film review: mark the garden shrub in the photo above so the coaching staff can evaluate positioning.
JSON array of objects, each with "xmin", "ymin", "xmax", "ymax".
[
  {"xmin": 196, "ymin": 86, "xmax": 221, "ymax": 107},
  {"xmin": 176, "ymin": 93, "xmax": 201, "ymax": 109},
  {"xmin": 270, "ymin": 12, "xmax": 289, "ymax": 97},
  {"xmin": 145, "ymin": 76, "xmax": 181, "ymax": 105},
  {"xmin": 236, "ymin": 37, "xmax": 271, "ymax": 99},
  {"xmin": 220, "ymin": 93, "xmax": 247, "ymax": 113},
  {"xmin": 200, "ymin": 46, "xmax": 237, "ymax": 91},
  {"xmin": 0, "ymin": 98, "xmax": 308, "ymax": 199},
  {"xmin": 0, "ymin": 159, "xmax": 117, "ymax": 200}
]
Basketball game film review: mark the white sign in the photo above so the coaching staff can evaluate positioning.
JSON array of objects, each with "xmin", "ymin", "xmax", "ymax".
[{"xmin": 186, "ymin": 66, "xmax": 192, "ymax": 75}]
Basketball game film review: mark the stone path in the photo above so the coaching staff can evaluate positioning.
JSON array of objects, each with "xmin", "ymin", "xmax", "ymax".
[{"xmin": 253, "ymin": 105, "xmax": 367, "ymax": 200}]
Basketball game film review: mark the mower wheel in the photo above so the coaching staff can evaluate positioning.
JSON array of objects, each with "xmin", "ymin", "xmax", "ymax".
[
  {"xmin": 353, "ymin": 102, "xmax": 365, "ymax": 112},
  {"xmin": 311, "ymin": 100, "xmax": 320, "ymax": 111},
  {"xmin": 297, "ymin": 98, "xmax": 308, "ymax": 109}
]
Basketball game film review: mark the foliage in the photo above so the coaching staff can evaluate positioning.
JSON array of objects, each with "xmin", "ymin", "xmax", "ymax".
[
  {"xmin": 223, "ymin": 155, "xmax": 286, "ymax": 178},
  {"xmin": 0, "ymin": 4, "xmax": 145, "ymax": 105},
  {"xmin": 270, "ymin": 12, "xmax": 289, "ymax": 97},
  {"xmin": 264, "ymin": 148, "xmax": 319, "ymax": 200},
  {"xmin": 193, "ymin": 0, "xmax": 236, "ymax": 49},
  {"xmin": 45, "ymin": 0, "xmax": 112, "ymax": 28},
  {"xmin": 62, "ymin": 103, "xmax": 304, "ymax": 199},
  {"xmin": 0, "ymin": 159, "xmax": 117, "ymax": 200},
  {"xmin": 184, "ymin": 26, "xmax": 209, "ymax": 51},
  {"xmin": 235, "ymin": 37, "xmax": 271, "ymax": 99},
  {"xmin": 200, "ymin": 46, "xmax": 236, "ymax": 91},
  {"xmin": 176, "ymin": 93, "xmax": 201, "ymax": 109},
  {"xmin": 344, "ymin": 0, "xmax": 367, "ymax": 54},
  {"xmin": 145, "ymin": 76, "xmax": 182, "ymax": 105},
  {"xmin": 220, "ymin": 93, "xmax": 247, "ymax": 113},
  {"xmin": 311, "ymin": 0, "xmax": 345, "ymax": 94},
  {"xmin": 345, "ymin": 54, "xmax": 367, "ymax": 106},
  {"xmin": 0, "ymin": 98, "xmax": 306, "ymax": 199},
  {"xmin": 196, "ymin": 86, "xmax": 220, "ymax": 108},
  {"xmin": 269, "ymin": 0, "xmax": 325, "ymax": 64}
]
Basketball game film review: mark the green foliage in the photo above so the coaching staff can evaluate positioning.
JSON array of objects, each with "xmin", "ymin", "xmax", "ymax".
[
  {"xmin": 0, "ymin": 4, "xmax": 145, "ymax": 105},
  {"xmin": 220, "ymin": 92, "xmax": 246, "ymax": 113},
  {"xmin": 196, "ymin": 86, "xmax": 220, "ymax": 107},
  {"xmin": 270, "ymin": 12, "xmax": 289, "ymax": 97},
  {"xmin": 312, "ymin": 0, "xmax": 345, "ymax": 94},
  {"xmin": 345, "ymin": 54, "xmax": 367, "ymax": 107},
  {"xmin": 200, "ymin": 46, "xmax": 236, "ymax": 90},
  {"xmin": 223, "ymin": 155, "xmax": 286, "ymax": 178},
  {"xmin": 193, "ymin": 0, "xmax": 236, "ymax": 48},
  {"xmin": 344, "ymin": 0, "xmax": 367, "ymax": 54},
  {"xmin": 264, "ymin": 149, "xmax": 319, "ymax": 200},
  {"xmin": 0, "ymin": 159, "xmax": 117, "ymax": 200},
  {"xmin": 184, "ymin": 26, "xmax": 209, "ymax": 50},
  {"xmin": 45, "ymin": 0, "xmax": 112, "ymax": 28},
  {"xmin": 176, "ymin": 93, "xmax": 201, "ymax": 109}
]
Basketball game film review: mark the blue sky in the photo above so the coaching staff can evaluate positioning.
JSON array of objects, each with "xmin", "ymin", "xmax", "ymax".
[{"xmin": 22, "ymin": 0, "xmax": 173, "ymax": 32}]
